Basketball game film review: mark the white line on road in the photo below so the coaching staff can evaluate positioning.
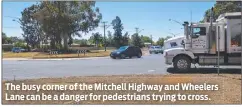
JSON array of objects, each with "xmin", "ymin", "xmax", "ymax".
[{"xmin": 148, "ymin": 70, "xmax": 155, "ymax": 72}]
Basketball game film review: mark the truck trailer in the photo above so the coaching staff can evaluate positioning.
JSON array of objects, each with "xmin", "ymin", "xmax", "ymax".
[{"xmin": 164, "ymin": 10, "xmax": 241, "ymax": 71}]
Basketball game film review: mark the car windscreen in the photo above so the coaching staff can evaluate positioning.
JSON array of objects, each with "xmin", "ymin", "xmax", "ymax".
[
  {"xmin": 155, "ymin": 46, "xmax": 161, "ymax": 49},
  {"xmin": 118, "ymin": 46, "xmax": 128, "ymax": 51},
  {"xmin": 150, "ymin": 47, "xmax": 155, "ymax": 49}
]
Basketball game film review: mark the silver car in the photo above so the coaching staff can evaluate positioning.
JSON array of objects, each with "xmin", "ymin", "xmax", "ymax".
[{"xmin": 149, "ymin": 46, "xmax": 163, "ymax": 54}]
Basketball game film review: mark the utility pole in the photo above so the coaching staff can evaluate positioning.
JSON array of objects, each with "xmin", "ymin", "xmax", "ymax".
[
  {"xmin": 102, "ymin": 21, "xmax": 111, "ymax": 51},
  {"xmin": 135, "ymin": 27, "xmax": 139, "ymax": 35},
  {"xmin": 150, "ymin": 35, "xmax": 153, "ymax": 45},
  {"xmin": 190, "ymin": 10, "xmax": 192, "ymax": 24},
  {"xmin": 135, "ymin": 27, "xmax": 144, "ymax": 36}
]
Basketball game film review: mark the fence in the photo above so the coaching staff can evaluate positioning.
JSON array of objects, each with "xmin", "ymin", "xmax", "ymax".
[
  {"xmin": 49, "ymin": 51, "xmax": 59, "ymax": 55},
  {"xmin": 48, "ymin": 50, "xmax": 88, "ymax": 58},
  {"xmin": 77, "ymin": 50, "xmax": 87, "ymax": 57}
]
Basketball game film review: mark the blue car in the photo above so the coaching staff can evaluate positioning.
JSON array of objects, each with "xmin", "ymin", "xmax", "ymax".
[
  {"xmin": 12, "ymin": 47, "xmax": 26, "ymax": 53},
  {"xmin": 110, "ymin": 46, "xmax": 142, "ymax": 59}
]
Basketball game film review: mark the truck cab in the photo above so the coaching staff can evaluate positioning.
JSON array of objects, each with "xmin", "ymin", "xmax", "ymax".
[{"xmin": 164, "ymin": 12, "xmax": 241, "ymax": 71}]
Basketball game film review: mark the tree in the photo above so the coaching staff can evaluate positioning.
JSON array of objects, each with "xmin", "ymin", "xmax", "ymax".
[
  {"xmin": 10, "ymin": 37, "xmax": 24, "ymax": 43},
  {"xmin": 156, "ymin": 37, "xmax": 165, "ymax": 47},
  {"xmin": 131, "ymin": 33, "xmax": 144, "ymax": 48},
  {"xmin": 28, "ymin": 1, "xmax": 102, "ymax": 51},
  {"xmin": 2, "ymin": 32, "xmax": 8, "ymax": 44},
  {"xmin": 106, "ymin": 31, "xmax": 113, "ymax": 46},
  {"xmin": 122, "ymin": 32, "xmax": 130, "ymax": 46},
  {"xmin": 20, "ymin": 3, "xmax": 42, "ymax": 50},
  {"xmin": 68, "ymin": 35, "xmax": 73, "ymax": 46},
  {"xmin": 111, "ymin": 16, "xmax": 124, "ymax": 48},
  {"xmin": 141, "ymin": 36, "xmax": 153, "ymax": 43},
  {"xmin": 73, "ymin": 39, "xmax": 88, "ymax": 46},
  {"xmin": 89, "ymin": 32, "xmax": 102, "ymax": 47},
  {"xmin": 2, "ymin": 33, "xmax": 25, "ymax": 44},
  {"xmin": 202, "ymin": 1, "xmax": 241, "ymax": 22},
  {"xmin": 79, "ymin": 39, "xmax": 88, "ymax": 46}
]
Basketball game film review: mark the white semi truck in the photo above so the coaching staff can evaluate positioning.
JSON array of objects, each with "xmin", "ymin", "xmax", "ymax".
[{"xmin": 164, "ymin": 10, "xmax": 241, "ymax": 71}]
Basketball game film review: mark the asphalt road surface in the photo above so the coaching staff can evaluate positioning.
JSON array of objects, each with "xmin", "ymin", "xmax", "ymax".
[
  {"xmin": 3, "ymin": 54, "xmax": 168, "ymax": 80},
  {"xmin": 3, "ymin": 54, "xmax": 241, "ymax": 80}
]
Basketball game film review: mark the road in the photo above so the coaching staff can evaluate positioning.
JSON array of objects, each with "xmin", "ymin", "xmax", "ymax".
[
  {"xmin": 3, "ymin": 54, "xmax": 241, "ymax": 80},
  {"xmin": 3, "ymin": 54, "xmax": 168, "ymax": 80}
]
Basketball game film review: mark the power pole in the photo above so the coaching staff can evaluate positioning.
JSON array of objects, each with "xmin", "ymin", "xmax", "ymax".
[
  {"xmin": 135, "ymin": 27, "xmax": 139, "ymax": 35},
  {"xmin": 150, "ymin": 35, "xmax": 153, "ymax": 45},
  {"xmin": 191, "ymin": 10, "xmax": 193, "ymax": 22},
  {"xmin": 135, "ymin": 27, "xmax": 144, "ymax": 36},
  {"xmin": 102, "ymin": 21, "xmax": 110, "ymax": 51}
]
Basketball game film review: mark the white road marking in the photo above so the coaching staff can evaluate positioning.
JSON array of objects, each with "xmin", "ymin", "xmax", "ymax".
[{"xmin": 148, "ymin": 70, "xmax": 155, "ymax": 72}]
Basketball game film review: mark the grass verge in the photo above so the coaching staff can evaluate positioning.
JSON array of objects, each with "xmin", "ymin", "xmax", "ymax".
[{"xmin": 2, "ymin": 50, "xmax": 111, "ymax": 59}]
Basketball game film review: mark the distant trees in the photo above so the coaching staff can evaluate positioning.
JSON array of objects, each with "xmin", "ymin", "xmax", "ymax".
[
  {"xmin": 156, "ymin": 38, "xmax": 165, "ymax": 47},
  {"xmin": 89, "ymin": 32, "xmax": 103, "ymax": 47},
  {"xmin": 122, "ymin": 32, "xmax": 130, "ymax": 46},
  {"xmin": 131, "ymin": 33, "xmax": 144, "ymax": 48},
  {"xmin": 2, "ymin": 32, "xmax": 11, "ymax": 44},
  {"xmin": 156, "ymin": 36, "xmax": 172, "ymax": 47},
  {"xmin": 106, "ymin": 31, "xmax": 114, "ymax": 46},
  {"xmin": 2, "ymin": 32, "xmax": 25, "ymax": 44},
  {"xmin": 73, "ymin": 39, "xmax": 88, "ymax": 46},
  {"xmin": 141, "ymin": 36, "xmax": 152, "ymax": 43}
]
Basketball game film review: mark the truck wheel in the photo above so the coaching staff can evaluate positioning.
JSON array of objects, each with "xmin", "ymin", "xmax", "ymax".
[{"xmin": 173, "ymin": 56, "xmax": 191, "ymax": 71}]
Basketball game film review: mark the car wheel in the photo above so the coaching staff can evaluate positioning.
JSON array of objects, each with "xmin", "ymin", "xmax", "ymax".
[
  {"xmin": 129, "ymin": 56, "xmax": 132, "ymax": 59},
  {"xmin": 173, "ymin": 56, "xmax": 191, "ymax": 72},
  {"xmin": 111, "ymin": 56, "xmax": 116, "ymax": 59},
  {"xmin": 137, "ymin": 53, "xmax": 142, "ymax": 58},
  {"xmin": 120, "ymin": 54, "xmax": 126, "ymax": 59}
]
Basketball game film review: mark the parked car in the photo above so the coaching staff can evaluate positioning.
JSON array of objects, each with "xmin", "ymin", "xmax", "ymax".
[
  {"xmin": 11, "ymin": 47, "xmax": 26, "ymax": 53},
  {"xmin": 110, "ymin": 46, "xmax": 142, "ymax": 59},
  {"xmin": 149, "ymin": 46, "xmax": 164, "ymax": 54}
]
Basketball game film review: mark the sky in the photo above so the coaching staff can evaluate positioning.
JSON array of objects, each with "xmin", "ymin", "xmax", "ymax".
[{"xmin": 2, "ymin": 1, "xmax": 215, "ymax": 41}]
